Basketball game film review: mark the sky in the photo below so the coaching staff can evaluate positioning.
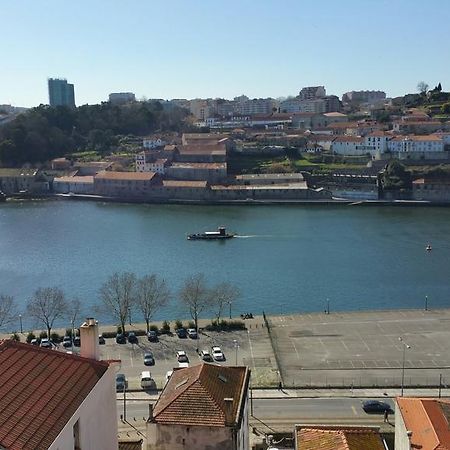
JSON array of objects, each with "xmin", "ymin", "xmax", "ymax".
[{"xmin": 1, "ymin": 0, "xmax": 450, "ymax": 107}]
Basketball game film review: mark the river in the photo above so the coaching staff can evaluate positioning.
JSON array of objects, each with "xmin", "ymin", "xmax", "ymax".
[{"xmin": 1, "ymin": 199, "xmax": 449, "ymax": 331}]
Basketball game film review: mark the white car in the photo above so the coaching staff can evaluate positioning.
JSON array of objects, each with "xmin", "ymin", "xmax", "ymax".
[
  {"xmin": 211, "ymin": 346, "xmax": 225, "ymax": 361},
  {"xmin": 176, "ymin": 350, "xmax": 188, "ymax": 363}
]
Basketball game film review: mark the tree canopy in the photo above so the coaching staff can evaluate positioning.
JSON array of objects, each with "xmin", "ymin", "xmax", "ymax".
[{"xmin": 0, "ymin": 101, "xmax": 190, "ymax": 166}]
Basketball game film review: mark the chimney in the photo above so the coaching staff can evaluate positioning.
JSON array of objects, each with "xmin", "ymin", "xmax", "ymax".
[
  {"xmin": 148, "ymin": 404, "xmax": 153, "ymax": 421},
  {"xmin": 224, "ymin": 398, "xmax": 234, "ymax": 425},
  {"xmin": 80, "ymin": 318, "xmax": 100, "ymax": 360}
]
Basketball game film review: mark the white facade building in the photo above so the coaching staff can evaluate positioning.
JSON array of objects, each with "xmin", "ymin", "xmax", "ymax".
[
  {"xmin": 136, "ymin": 151, "xmax": 168, "ymax": 174},
  {"xmin": 143, "ymin": 137, "xmax": 166, "ymax": 149},
  {"xmin": 387, "ymin": 135, "xmax": 444, "ymax": 154}
]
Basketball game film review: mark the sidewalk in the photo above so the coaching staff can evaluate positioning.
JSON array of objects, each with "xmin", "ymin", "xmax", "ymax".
[{"xmin": 121, "ymin": 386, "xmax": 450, "ymax": 402}]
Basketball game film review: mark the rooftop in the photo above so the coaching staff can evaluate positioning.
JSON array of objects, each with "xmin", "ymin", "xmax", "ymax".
[
  {"xmin": 152, "ymin": 363, "xmax": 249, "ymax": 427},
  {"xmin": 162, "ymin": 180, "xmax": 209, "ymax": 188},
  {"xmin": 396, "ymin": 397, "xmax": 450, "ymax": 450},
  {"xmin": 296, "ymin": 425, "xmax": 385, "ymax": 450},
  {"xmin": 95, "ymin": 171, "xmax": 157, "ymax": 181},
  {"xmin": 0, "ymin": 340, "xmax": 110, "ymax": 450}
]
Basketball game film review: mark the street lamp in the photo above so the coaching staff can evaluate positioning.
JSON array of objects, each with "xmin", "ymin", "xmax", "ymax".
[
  {"xmin": 399, "ymin": 337, "xmax": 411, "ymax": 396},
  {"xmin": 233, "ymin": 339, "xmax": 239, "ymax": 365},
  {"xmin": 19, "ymin": 314, "xmax": 23, "ymax": 334},
  {"xmin": 326, "ymin": 298, "xmax": 330, "ymax": 315},
  {"xmin": 228, "ymin": 301, "xmax": 232, "ymax": 320},
  {"xmin": 425, "ymin": 295, "xmax": 428, "ymax": 311}
]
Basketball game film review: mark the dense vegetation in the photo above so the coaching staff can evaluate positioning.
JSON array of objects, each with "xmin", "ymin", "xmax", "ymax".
[{"xmin": 0, "ymin": 101, "xmax": 190, "ymax": 166}]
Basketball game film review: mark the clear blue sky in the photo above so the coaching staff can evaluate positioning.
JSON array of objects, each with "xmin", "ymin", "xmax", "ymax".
[{"xmin": 2, "ymin": 0, "xmax": 449, "ymax": 107}]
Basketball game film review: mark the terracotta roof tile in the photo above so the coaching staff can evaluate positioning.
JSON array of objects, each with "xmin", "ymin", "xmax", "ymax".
[
  {"xmin": 95, "ymin": 171, "xmax": 156, "ymax": 181},
  {"xmin": 0, "ymin": 340, "xmax": 110, "ymax": 450},
  {"xmin": 296, "ymin": 426, "xmax": 385, "ymax": 450},
  {"xmin": 397, "ymin": 397, "xmax": 450, "ymax": 450},
  {"xmin": 153, "ymin": 363, "xmax": 250, "ymax": 427}
]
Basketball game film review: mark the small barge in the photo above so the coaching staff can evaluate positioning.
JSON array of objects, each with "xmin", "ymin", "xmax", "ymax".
[{"xmin": 187, "ymin": 226, "xmax": 235, "ymax": 240}]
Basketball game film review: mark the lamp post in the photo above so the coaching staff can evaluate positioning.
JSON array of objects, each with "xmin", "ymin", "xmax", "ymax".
[
  {"xmin": 228, "ymin": 301, "xmax": 232, "ymax": 320},
  {"xmin": 399, "ymin": 337, "xmax": 411, "ymax": 396},
  {"xmin": 326, "ymin": 298, "xmax": 330, "ymax": 315},
  {"xmin": 128, "ymin": 307, "xmax": 132, "ymax": 326},
  {"xmin": 425, "ymin": 295, "xmax": 428, "ymax": 311},
  {"xmin": 233, "ymin": 339, "xmax": 239, "ymax": 365},
  {"xmin": 19, "ymin": 314, "xmax": 23, "ymax": 334}
]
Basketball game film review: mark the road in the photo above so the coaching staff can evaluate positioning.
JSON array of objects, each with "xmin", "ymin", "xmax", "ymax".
[{"xmin": 117, "ymin": 396, "xmax": 395, "ymax": 427}]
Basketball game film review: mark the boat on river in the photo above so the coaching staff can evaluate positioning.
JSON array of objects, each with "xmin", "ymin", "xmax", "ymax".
[{"xmin": 187, "ymin": 226, "xmax": 235, "ymax": 240}]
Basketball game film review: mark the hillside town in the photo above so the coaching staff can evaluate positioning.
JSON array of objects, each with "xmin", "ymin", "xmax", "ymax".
[{"xmin": 1, "ymin": 83, "xmax": 450, "ymax": 204}]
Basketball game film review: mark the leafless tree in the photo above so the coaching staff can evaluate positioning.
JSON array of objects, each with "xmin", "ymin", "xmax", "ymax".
[
  {"xmin": 417, "ymin": 81, "xmax": 429, "ymax": 95},
  {"xmin": 179, "ymin": 273, "xmax": 213, "ymax": 332},
  {"xmin": 0, "ymin": 294, "xmax": 16, "ymax": 330},
  {"xmin": 67, "ymin": 298, "xmax": 82, "ymax": 335},
  {"xmin": 99, "ymin": 272, "xmax": 137, "ymax": 334},
  {"xmin": 136, "ymin": 274, "xmax": 170, "ymax": 332},
  {"xmin": 213, "ymin": 282, "xmax": 240, "ymax": 323},
  {"xmin": 27, "ymin": 287, "xmax": 68, "ymax": 338}
]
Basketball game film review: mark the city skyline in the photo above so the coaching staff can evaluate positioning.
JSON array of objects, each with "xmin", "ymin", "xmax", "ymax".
[{"xmin": 1, "ymin": 0, "xmax": 450, "ymax": 107}]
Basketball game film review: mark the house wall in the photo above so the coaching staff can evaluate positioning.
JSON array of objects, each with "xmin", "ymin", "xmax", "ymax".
[
  {"xmin": 394, "ymin": 404, "xmax": 410, "ymax": 450},
  {"xmin": 146, "ymin": 423, "xmax": 233, "ymax": 450},
  {"xmin": 165, "ymin": 166, "xmax": 227, "ymax": 183},
  {"xmin": 413, "ymin": 183, "xmax": 450, "ymax": 201},
  {"xmin": 49, "ymin": 364, "xmax": 118, "ymax": 450},
  {"xmin": 94, "ymin": 178, "xmax": 156, "ymax": 197},
  {"xmin": 53, "ymin": 179, "xmax": 94, "ymax": 194}
]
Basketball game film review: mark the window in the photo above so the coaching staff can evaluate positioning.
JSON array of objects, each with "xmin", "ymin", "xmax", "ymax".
[{"xmin": 73, "ymin": 420, "xmax": 81, "ymax": 450}]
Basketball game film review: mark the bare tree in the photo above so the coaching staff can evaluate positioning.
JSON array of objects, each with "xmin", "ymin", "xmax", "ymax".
[
  {"xmin": 136, "ymin": 274, "xmax": 170, "ymax": 332},
  {"xmin": 99, "ymin": 272, "xmax": 136, "ymax": 334},
  {"xmin": 27, "ymin": 287, "xmax": 68, "ymax": 338},
  {"xmin": 179, "ymin": 273, "xmax": 213, "ymax": 332},
  {"xmin": 417, "ymin": 81, "xmax": 429, "ymax": 95},
  {"xmin": 0, "ymin": 294, "xmax": 16, "ymax": 330},
  {"xmin": 213, "ymin": 282, "xmax": 240, "ymax": 323},
  {"xmin": 67, "ymin": 298, "xmax": 82, "ymax": 335}
]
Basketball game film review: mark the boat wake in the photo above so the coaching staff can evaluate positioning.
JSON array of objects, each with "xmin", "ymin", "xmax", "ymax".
[{"xmin": 234, "ymin": 235, "xmax": 274, "ymax": 238}]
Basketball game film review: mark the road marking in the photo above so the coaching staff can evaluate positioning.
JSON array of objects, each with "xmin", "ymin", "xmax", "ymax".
[
  {"xmin": 291, "ymin": 339, "xmax": 301, "ymax": 362},
  {"xmin": 351, "ymin": 406, "xmax": 357, "ymax": 416}
]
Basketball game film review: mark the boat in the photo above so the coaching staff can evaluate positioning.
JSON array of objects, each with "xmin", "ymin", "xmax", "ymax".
[
  {"xmin": 426, "ymin": 244, "xmax": 432, "ymax": 251},
  {"xmin": 187, "ymin": 226, "xmax": 235, "ymax": 240}
]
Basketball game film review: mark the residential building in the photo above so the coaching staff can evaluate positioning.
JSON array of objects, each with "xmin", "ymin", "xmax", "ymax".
[
  {"xmin": 236, "ymin": 98, "xmax": 278, "ymax": 116},
  {"xmin": 190, "ymin": 99, "xmax": 211, "ymax": 120},
  {"xmin": 298, "ymin": 86, "xmax": 326, "ymax": 100},
  {"xmin": 108, "ymin": 92, "xmax": 136, "ymax": 104},
  {"xmin": 0, "ymin": 319, "xmax": 118, "ymax": 450},
  {"xmin": 295, "ymin": 425, "xmax": 386, "ymax": 450},
  {"xmin": 177, "ymin": 143, "xmax": 227, "ymax": 163},
  {"xmin": 147, "ymin": 363, "xmax": 251, "ymax": 450},
  {"xmin": 48, "ymin": 77, "xmax": 75, "ymax": 107},
  {"xmin": 51, "ymin": 157, "xmax": 72, "ymax": 170},
  {"xmin": 332, "ymin": 136, "xmax": 373, "ymax": 155},
  {"xmin": 94, "ymin": 171, "xmax": 160, "ymax": 197},
  {"xmin": 387, "ymin": 135, "xmax": 444, "ymax": 155},
  {"xmin": 305, "ymin": 134, "xmax": 336, "ymax": 151},
  {"xmin": 342, "ymin": 90, "xmax": 386, "ymax": 105},
  {"xmin": 395, "ymin": 397, "xmax": 450, "ymax": 450},
  {"xmin": 393, "ymin": 120, "xmax": 445, "ymax": 134},
  {"xmin": 364, "ymin": 131, "xmax": 389, "ymax": 153}
]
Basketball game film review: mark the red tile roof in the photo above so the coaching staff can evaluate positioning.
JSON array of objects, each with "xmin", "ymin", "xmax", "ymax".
[
  {"xmin": 397, "ymin": 398, "xmax": 450, "ymax": 450},
  {"xmin": 152, "ymin": 363, "xmax": 250, "ymax": 427},
  {"xmin": 296, "ymin": 426, "xmax": 385, "ymax": 450},
  {"xmin": 95, "ymin": 171, "xmax": 157, "ymax": 181},
  {"xmin": 0, "ymin": 340, "xmax": 110, "ymax": 450},
  {"xmin": 178, "ymin": 144, "xmax": 227, "ymax": 155}
]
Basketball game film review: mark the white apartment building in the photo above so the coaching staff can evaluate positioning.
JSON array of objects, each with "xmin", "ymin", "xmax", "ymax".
[
  {"xmin": 299, "ymin": 86, "xmax": 326, "ymax": 100},
  {"xmin": 136, "ymin": 151, "xmax": 168, "ymax": 174},
  {"xmin": 364, "ymin": 131, "xmax": 389, "ymax": 153},
  {"xmin": 332, "ymin": 136, "xmax": 379, "ymax": 156},
  {"xmin": 388, "ymin": 135, "xmax": 444, "ymax": 153}
]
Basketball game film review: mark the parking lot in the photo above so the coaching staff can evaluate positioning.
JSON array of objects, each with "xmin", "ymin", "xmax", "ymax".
[
  {"xmin": 96, "ymin": 316, "xmax": 279, "ymax": 390},
  {"xmin": 267, "ymin": 309, "xmax": 450, "ymax": 388}
]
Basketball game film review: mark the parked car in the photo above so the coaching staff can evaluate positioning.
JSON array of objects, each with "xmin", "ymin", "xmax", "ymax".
[
  {"xmin": 99, "ymin": 335, "xmax": 105, "ymax": 345},
  {"xmin": 362, "ymin": 400, "xmax": 393, "ymax": 414},
  {"xmin": 147, "ymin": 330, "xmax": 158, "ymax": 342},
  {"xmin": 176, "ymin": 350, "xmax": 188, "ymax": 363},
  {"xmin": 30, "ymin": 338, "xmax": 39, "ymax": 346},
  {"xmin": 127, "ymin": 332, "xmax": 138, "ymax": 344},
  {"xmin": 116, "ymin": 373, "xmax": 128, "ymax": 392},
  {"xmin": 175, "ymin": 328, "xmax": 187, "ymax": 338},
  {"xmin": 140, "ymin": 371, "xmax": 156, "ymax": 390},
  {"xmin": 187, "ymin": 328, "xmax": 198, "ymax": 339},
  {"xmin": 73, "ymin": 336, "xmax": 81, "ymax": 347},
  {"xmin": 211, "ymin": 346, "xmax": 225, "ymax": 361},
  {"xmin": 115, "ymin": 333, "xmax": 126, "ymax": 344},
  {"xmin": 143, "ymin": 352, "xmax": 155, "ymax": 366},
  {"xmin": 62, "ymin": 336, "xmax": 72, "ymax": 348},
  {"xmin": 200, "ymin": 349, "xmax": 213, "ymax": 362},
  {"xmin": 40, "ymin": 338, "xmax": 52, "ymax": 348}
]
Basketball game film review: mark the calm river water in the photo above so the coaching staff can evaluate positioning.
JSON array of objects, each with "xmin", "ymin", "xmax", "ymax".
[{"xmin": 1, "ymin": 200, "xmax": 449, "ymax": 330}]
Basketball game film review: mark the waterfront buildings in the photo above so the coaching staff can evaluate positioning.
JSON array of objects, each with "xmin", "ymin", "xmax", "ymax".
[{"xmin": 48, "ymin": 77, "xmax": 75, "ymax": 107}]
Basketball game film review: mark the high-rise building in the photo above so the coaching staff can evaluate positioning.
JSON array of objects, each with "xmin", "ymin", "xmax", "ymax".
[
  {"xmin": 299, "ymin": 86, "xmax": 326, "ymax": 100},
  {"xmin": 48, "ymin": 78, "xmax": 75, "ymax": 107}
]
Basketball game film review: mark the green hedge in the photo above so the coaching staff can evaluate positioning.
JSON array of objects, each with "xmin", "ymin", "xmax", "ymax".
[{"xmin": 205, "ymin": 320, "xmax": 246, "ymax": 331}]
